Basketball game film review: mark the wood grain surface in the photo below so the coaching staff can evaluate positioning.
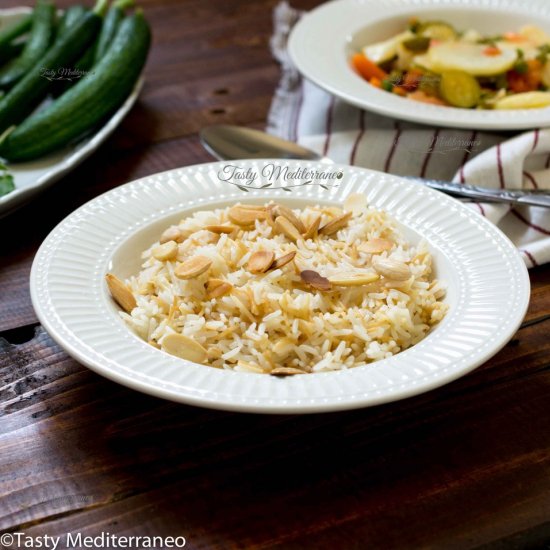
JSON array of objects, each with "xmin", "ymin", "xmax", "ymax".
[{"xmin": 1, "ymin": 0, "xmax": 550, "ymax": 548}]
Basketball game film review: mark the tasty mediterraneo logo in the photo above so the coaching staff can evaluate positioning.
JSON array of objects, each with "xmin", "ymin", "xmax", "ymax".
[{"xmin": 217, "ymin": 163, "xmax": 344, "ymax": 192}]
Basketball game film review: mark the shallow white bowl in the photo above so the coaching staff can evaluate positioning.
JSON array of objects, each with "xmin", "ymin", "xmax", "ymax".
[
  {"xmin": 288, "ymin": 0, "xmax": 550, "ymax": 130},
  {"xmin": 30, "ymin": 160, "xmax": 530, "ymax": 413}
]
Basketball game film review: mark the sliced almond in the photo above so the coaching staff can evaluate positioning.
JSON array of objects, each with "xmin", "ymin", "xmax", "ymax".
[
  {"xmin": 319, "ymin": 211, "xmax": 353, "ymax": 236},
  {"xmin": 206, "ymin": 278, "xmax": 232, "ymax": 298},
  {"xmin": 238, "ymin": 204, "xmax": 267, "ymax": 212},
  {"xmin": 303, "ymin": 215, "xmax": 321, "ymax": 240},
  {"xmin": 274, "ymin": 215, "xmax": 302, "ymax": 242},
  {"xmin": 160, "ymin": 226, "xmax": 183, "ymax": 244},
  {"xmin": 274, "ymin": 204, "xmax": 306, "ymax": 233},
  {"xmin": 372, "ymin": 256, "xmax": 411, "ymax": 281},
  {"xmin": 248, "ymin": 250, "xmax": 275, "ymax": 274},
  {"xmin": 175, "ymin": 255, "xmax": 212, "ymax": 279},
  {"xmin": 271, "ymin": 251, "xmax": 296, "ymax": 270},
  {"xmin": 327, "ymin": 272, "xmax": 380, "ymax": 286},
  {"xmin": 344, "ymin": 192, "xmax": 368, "ymax": 215},
  {"xmin": 266, "ymin": 203, "xmax": 277, "ymax": 227},
  {"xmin": 152, "ymin": 240, "xmax": 178, "ymax": 261},
  {"xmin": 205, "ymin": 224, "xmax": 237, "ymax": 234},
  {"xmin": 105, "ymin": 273, "xmax": 136, "ymax": 313},
  {"xmin": 300, "ymin": 270, "xmax": 332, "ymax": 291},
  {"xmin": 270, "ymin": 367, "xmax": 306, "ymax": 376},
  {"xmin": 358, "ymin": 238, "xmax": 394, "ymax": 254},
  {"xmin": 228, "ymin": 205, "xmax": 267, "ymax": 226},
  {"xmin": 161, "ymin": 333, "xmax": 207, "ymax": 363}
]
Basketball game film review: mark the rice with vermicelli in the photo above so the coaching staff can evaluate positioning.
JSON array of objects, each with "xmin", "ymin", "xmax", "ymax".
[{"xmin": 117, "ymin": 196, "xmax": 447, "ymax": 374}]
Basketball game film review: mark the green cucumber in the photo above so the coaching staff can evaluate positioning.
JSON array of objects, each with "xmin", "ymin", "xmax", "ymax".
[
  {"xmin": 56, "ymin": 5, "xmax": 88, "ymax": 38},
  {"xmin": 0, "ymin": 14, "xmax": 32, "ymax": 52},
  {"xmin": 0, "ymin": 11, "xmax": 151, "ymax": 162},
  {"xmin": 0, "ymin": 41, "xmax": 25, "ymax": 67},
  {"xmin": 95, "ymin": 0, "xmax": 133, "ymax": 62},
  {"xmin": 0, "ymin": 9, "xmax": 102, "ymax": 136},
  {"xmin": 0, "ymin": 1, "xmax": 55, "ymax": 89},
  {"xmin": 53, "ymin": 0, "xmax": 133, "ymax": 97}
]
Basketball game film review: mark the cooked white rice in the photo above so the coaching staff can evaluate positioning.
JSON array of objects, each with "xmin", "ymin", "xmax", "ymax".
[{"xmin": 120, "ymin": 197, "xmax": 447, "ymax": 374}]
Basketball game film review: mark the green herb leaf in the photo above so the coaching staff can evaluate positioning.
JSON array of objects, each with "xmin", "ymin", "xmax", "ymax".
[{"xmin": 0, "ymin": 173, "xmax": 14, "ymax": 197}]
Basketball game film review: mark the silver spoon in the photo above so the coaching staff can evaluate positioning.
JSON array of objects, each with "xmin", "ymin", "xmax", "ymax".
[{"xmin": 200, "ymin": 124, "xmax": 550, "ymax": 209}]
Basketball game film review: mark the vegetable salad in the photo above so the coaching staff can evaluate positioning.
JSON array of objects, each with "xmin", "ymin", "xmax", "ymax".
[{"xmin": 352, "ymin": 19, "xmax": 550, "ymax": 109}]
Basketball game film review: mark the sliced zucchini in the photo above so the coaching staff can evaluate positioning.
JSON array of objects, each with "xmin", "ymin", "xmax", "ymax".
[
  {"xmin": 418, "ymin": 21, "xmax": 457, "ymax": 41},
  {"xmin": 439, "ymin": 70, "xmax": 481, "ymax": 108}
]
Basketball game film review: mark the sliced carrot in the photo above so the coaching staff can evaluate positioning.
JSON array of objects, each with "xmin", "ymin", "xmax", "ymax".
[
  {"xmin": 393, "ymin": 86, "xmax": 408, "ymax": 97},
  {"xmin": 352, "ymin": 53, "xmax": 388, "ymax": 82},
  {"xmin": 402, "ymin": 69, "xmax": 423, "ymax": 91},
  {"xmin": 369, "ymin": 76, "xmax": 382, "ymax": 88},
  {"xmin": 507, "ymin": 59, "xmax": 543, "ymax": 93},
  {"xmin": 407, "ymin": 90, "xmax": 448, "ymax": 106},
  {"xmin": 483, "ymin": 46, "xmax": 502, "ymax": 56},
  {"xmin": 503, "ymin": 32, "xmax": 524, "ymax": 43}
]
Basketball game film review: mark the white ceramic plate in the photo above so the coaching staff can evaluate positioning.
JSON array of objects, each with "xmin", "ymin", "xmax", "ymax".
[
  {"xmin": 30, "ymin": 160, "xmax": 530, "ymax": 414},
  {"xmin": 288, "ymin": 0, "xmax": 550, "ymax": 130},
  {"xmin": 0, "ymin": 7, "xmax": 143, "ymax": 218}
]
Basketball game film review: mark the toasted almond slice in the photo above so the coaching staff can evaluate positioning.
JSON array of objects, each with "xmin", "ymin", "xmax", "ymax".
[
  {"xmin": 206, "ymin": 278, "xmax": 233, "ymax": 298},
  {"xmin": 270, "ymin": 367, "xmax": 306, "ymax": 376},
  {"xmin": 275, "ymin": 204, "xmax": 306, "ymax": 233},
  {"xmin": 344, "ymin": 192, "xmax": 368, "ymax": 214},
  {"xmin": 300, "ymin": 270, "xmax": 332, "ymax": 291},
  {"xmin": 274, "ymin": 215, "xmax": 302, "ymax": 242},
  {"xmin": 303, "ymin": 215, "xmax": 321, "ymax": 240},
  {"xmin": 175, "ymin": 255, "xmax": 212, "ymax": 279},
  {"xmin": 238, "ymin": 204, "xmax": 267, "ymax": 211},
  {"xmin": 160, "ymin": 226, "xmax": 183, "ymax": 244},
  {"xmin": 105, "ymin": 273, "xmax": 137, "ymax": 313},
  {"xmin": 358, "ymin": 238, "xmax": 394, "ymax": 254},
  {"xmin": 271, "ymin": 251, "xmax": 296, "ymax": 270},
  {"xmin": 372, "ymin": 256, "xmax": 411, "ymax": 281},
  {"xmin": 228, "ymin": 205, "xmax": 267, "ymax": 226},
  {"xmin": 162, "ymin": 333, "xmax": 207, "ymax": 363},
  {"xmin": 327, "ymin": 272, "xmax": 380, "ymax": 286},
  {"xmin": 319, "ymin": 211, "xmax": 353, "ymax": 236},
  {"xmin": 152, "ymin": 240, "xmax": 178, "ymax": 261},
  {"xmin": 248, "ymin": 250, "xmax": 275, "ymax": 274},
  {"xmin": 266, "ymin": 204, "xmax": 277, "ymax": 227},
  {"xmin": 205, "ymin": 224, "xmax": 237, "ymax": 234}
]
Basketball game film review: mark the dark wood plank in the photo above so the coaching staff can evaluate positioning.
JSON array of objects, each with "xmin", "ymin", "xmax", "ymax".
[
  {"xmin": 0, "ymin": 316, "xmax": 549, "ymax": 547},
  {"xmin": 1, "ymin": 0, "xmax": 550, "ymax": 547}
]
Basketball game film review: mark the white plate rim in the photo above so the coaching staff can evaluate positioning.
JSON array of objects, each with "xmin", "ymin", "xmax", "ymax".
[
  {"xmin": 30, "ymin": 160, "xmax": 530, "ymax": 413},
  {"xmin": 0, "ymin": 7, "xmax": 144, "ymax": 217},
  {"xmin": 288, "ymin": 0, "xmax": 550, "ymax": 130}
]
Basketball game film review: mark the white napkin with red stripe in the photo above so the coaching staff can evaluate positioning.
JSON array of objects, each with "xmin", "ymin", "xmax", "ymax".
[{"xmin": 268, "ymin": 2, "xmax": 550, "ymax": 267}]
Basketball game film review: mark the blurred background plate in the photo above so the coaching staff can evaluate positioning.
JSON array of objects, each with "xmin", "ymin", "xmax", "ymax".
[{"xmin": 0, "ymin": 7, "xmax": 144, "ymax": 218}]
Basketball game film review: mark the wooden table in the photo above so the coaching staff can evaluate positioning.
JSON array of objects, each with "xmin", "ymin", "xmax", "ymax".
[{"xmin": 1, "ymin": 0, "xmax": 550, "ymax": 548}]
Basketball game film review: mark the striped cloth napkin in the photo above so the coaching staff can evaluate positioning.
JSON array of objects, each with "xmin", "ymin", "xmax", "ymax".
[{"xmin": 267, "ymin": 2, "xmax": 550, "ymax": 268}]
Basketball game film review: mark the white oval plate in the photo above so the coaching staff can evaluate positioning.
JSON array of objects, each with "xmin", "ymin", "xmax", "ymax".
[
  {"xmin": 288, "ymin": 0, "xmax": 550, "ymax": 130},
  {"xmin": 0, "ymin": 7, "xmax": 143, "ymax": 218},
  {"xmin": 30, "ymin": 160, "xmax": 530, "ymax": 414}
]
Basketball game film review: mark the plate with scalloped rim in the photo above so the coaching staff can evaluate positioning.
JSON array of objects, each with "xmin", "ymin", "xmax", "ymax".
[
  {"xmin": 30, "ymin": 160, "xmax": 530, "ymax": 413},
  {"xmin": 288, "ymin": 0, "xmax": 550, "ymax": 130},
  {"xmin": 0, "ymin": 7, "xmax": 144, "ymax": 218}
]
